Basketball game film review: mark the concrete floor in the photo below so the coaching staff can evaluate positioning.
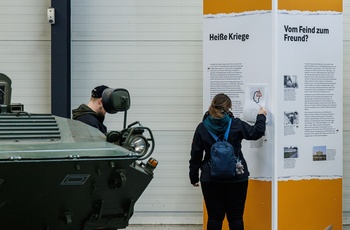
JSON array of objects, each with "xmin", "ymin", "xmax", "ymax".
[
  {"xmin": 126, "ymin": 224, "xmax": 350, "ymax": 230},
  {"xmin": 126, "ymin": 225, "xmax": 202, "ymax": 230}
]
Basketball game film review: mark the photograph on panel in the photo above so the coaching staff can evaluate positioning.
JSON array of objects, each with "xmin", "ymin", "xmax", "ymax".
[
  {"xmin": 284, "ymin": 111, "xmax": 299, "ymax": 126},
  {"xmin": 284, "ymin": 146, "xmax": 298, "ymax": 159},
  {"xmin": 313, "ymin": 145, "xmax": 327, "ymax": 161},
  {"xmin": 284, "ymin": 75, "xmax": 298, "ymax": 88}
]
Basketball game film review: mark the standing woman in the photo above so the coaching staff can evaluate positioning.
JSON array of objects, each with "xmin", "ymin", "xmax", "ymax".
[{"xmin": 189, "ymin": 93, "xmax": 267, "ymax": 230}]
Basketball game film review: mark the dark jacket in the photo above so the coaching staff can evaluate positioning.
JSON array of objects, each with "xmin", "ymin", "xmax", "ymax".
[
  {"xmin": 72, "ymin": 104, "xmax": 107, "ymax": 134},
  {"xmin": 189, "ymin": 113, "xmax": 266, "ymax": 184}
]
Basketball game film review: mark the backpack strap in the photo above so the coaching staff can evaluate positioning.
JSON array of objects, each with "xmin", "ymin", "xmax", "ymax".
[
  {"xmin": 223, "ymin": 118, "xmax": 232, "ymax": 141},
  {"xmin": 207, "ymin": 130, "xmax": 219, "ymax": 141},
  {"xmin": 206, "ymin": 118, "xmax": 232, "ymax": 141}
]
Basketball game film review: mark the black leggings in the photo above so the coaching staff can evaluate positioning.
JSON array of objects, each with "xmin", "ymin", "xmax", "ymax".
[{"xmin": 201, "ymin": 180, "xmax": 248, "ymax": 230}]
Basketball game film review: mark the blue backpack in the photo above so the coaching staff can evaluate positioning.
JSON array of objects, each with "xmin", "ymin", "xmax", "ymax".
[{"xmin": 206, "ymin": 119, "xmax": 237, "ymax": 179}]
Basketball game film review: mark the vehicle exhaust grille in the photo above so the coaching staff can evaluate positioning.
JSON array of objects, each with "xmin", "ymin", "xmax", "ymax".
[{"xmin": 0, "ymin": 113, "xmax": 61, "ymax": 141}]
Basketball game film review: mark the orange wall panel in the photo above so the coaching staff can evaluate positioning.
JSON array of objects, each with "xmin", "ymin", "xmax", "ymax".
[
  {"xmin": 278, "ymin": 179, "xmax": 342, "ymax": 230},
  {"xmin": 278, "ymin": 0, "xmax": 342, "ymax": 12},
  {"xmin": 203, "ymin": 0, "xmax": 272, "ymax": 15},
  {"xmin": 203, "ymin": 180, "xmax": 271, "ymax": 230}
]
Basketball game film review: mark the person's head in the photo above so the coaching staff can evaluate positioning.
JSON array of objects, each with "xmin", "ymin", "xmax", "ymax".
[
  {"xmin": 208, "ymin": 93, "xmax": 232, "ymax": 118},
  {"xmin": 88, "ymin": 85, "xmax": 109, "ymax": 116}
]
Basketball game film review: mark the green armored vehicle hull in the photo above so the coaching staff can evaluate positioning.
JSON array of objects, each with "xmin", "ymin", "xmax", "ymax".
[{"xmin": 0, "ymin": 74, "xmax": 157, "ymax": 230}]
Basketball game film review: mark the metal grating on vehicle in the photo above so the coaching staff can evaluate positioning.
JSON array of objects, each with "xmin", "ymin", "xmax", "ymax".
[{"xmin": 0, "ymin": 113, "xmax": 61, "ymax": 141}]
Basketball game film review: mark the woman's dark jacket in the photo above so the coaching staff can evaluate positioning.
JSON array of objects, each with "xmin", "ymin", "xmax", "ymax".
[{"xmin": 189, "ymin": 112, "xmax": 266, "ymax": 184}]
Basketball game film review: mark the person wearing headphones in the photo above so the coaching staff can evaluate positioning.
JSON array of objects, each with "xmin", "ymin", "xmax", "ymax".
[{"xmin": 72, "ymin": 85, "xmax": 109, "ymax": 134}]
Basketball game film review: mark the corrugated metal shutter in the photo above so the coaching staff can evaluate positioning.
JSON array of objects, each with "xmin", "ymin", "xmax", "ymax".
[
  {"xmin": 0, "ymin": 0, "xmax": 51, "ymax": 113},
  {"xmin": 344, "ymin": 0, "xmax": 350, "ymax": 224},
  {"xmin": 70, "ymin": 0, "xmax": 204, "ymax": 224},
  {"xmin": 1, "ymin": 0, "xmax": 350, "ymax": 225}
]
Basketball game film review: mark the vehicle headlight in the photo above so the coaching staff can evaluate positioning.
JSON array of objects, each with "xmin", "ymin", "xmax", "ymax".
[
  {"xmin": 129, "ymin": 135, "xmax": 148, "ymax": 154},
  {"xmin": 106, "ymin": 121, "xmax": 155, "ymax": 160}
]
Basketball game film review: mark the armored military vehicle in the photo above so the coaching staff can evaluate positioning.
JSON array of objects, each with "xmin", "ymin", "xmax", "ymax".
[{"xmin": 0, "ymin": 73, "xmax": 157, "ymax": 229}]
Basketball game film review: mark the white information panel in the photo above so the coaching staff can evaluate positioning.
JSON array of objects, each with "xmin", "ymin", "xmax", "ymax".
[
  {"xmin": 277, "ymin": 10, "xmax": 343, "ymax": 179},
  {"xmin": 203, "ymin": 11, "xmax": 273, "ymax": 179}
]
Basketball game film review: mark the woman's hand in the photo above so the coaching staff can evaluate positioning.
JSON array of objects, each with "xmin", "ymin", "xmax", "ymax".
[{"xmin": 258, "ymin": 107, "xmax": 267, "ymax": 116}]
